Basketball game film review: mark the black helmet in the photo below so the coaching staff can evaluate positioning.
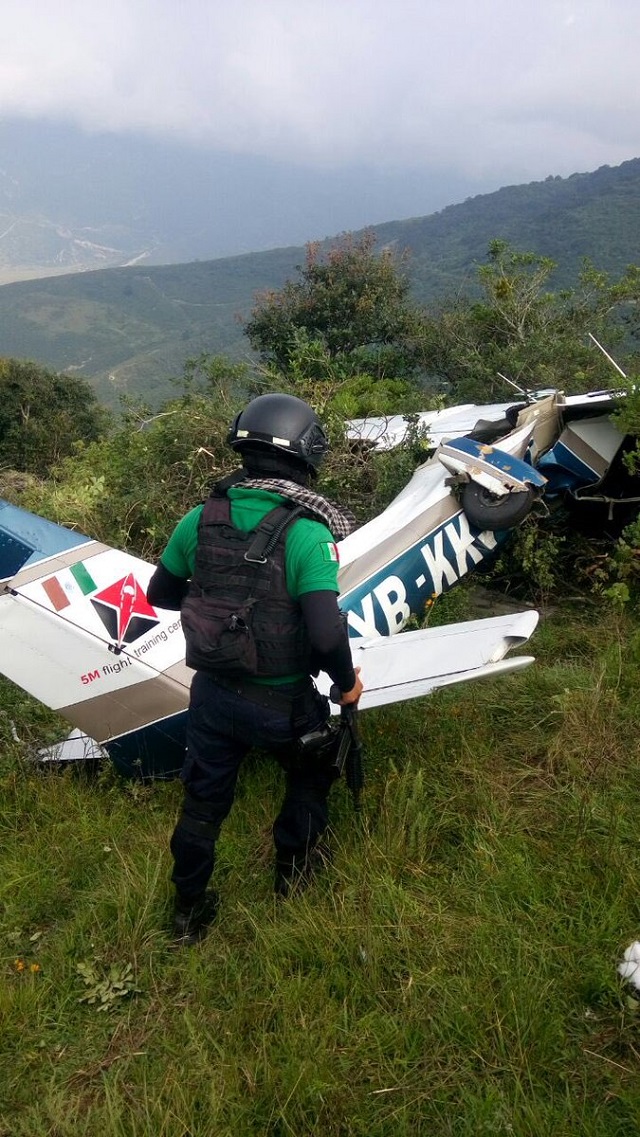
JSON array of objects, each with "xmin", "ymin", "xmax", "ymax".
[{"xmin": 227, "ymin": 393, "xmax": 329, "ymax": 473}]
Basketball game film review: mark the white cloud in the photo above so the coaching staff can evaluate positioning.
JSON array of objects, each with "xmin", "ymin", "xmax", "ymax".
[{"xmin": 0, "ymin": 0, "xmax": 638, "ymax": 181}]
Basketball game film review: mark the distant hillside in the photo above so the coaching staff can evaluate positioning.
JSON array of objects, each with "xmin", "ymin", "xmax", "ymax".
[
  {"xmin": 1, "ymin": 158, "xmax": 639, "ymax": 406},
  {"xmin": 0, "ymin": 119, "xmax": 480, "ymax": 284},
  {"xmin": 0, "ymin": 250, "xmax": 303, "ymax": 406}
]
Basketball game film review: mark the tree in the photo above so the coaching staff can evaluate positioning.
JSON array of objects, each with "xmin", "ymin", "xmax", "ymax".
[
  {"xmin": 419, "ymin": 240, "xmax": 640, "ymax": 404},
  {"xmin": 0, "ymin": 358, "xmax": 107, "ymax": 476},
  {"xmin": 244, "ymin": 232, "xmax": 427, "ymax": 385}
]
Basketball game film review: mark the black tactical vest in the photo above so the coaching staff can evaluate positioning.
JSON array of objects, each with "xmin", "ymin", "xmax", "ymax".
[{"xmin": 181, "ymin": 492, "xmax": 311, "ymax": 678}]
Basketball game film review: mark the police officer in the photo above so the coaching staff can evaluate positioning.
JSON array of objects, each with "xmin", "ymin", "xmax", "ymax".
[{"xmin": 147, "ymin": 393, "xmax": 363, "ymax": 945}]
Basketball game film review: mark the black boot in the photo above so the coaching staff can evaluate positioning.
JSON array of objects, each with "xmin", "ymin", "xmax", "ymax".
[
  {"xmin": 172, "ymin": 890, "xmax": 219, "ymax": 946},
  {"xmin": 274, "ymin": 843, "xmax": 331, "ymax": 899},
  {"xmin": 274, "ymin": 856, "xmax": 307, "ymax": 899}
]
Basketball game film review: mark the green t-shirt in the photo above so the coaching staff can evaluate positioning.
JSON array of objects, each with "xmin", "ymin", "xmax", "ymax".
[{"xmin": 161, "ymin": 487, "xmax": 340, "ymax": 595}]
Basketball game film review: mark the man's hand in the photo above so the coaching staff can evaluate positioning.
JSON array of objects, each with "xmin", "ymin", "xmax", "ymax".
[{"xmin": 340, "ymin": 667, "xmax": 363, "ymax": 706}]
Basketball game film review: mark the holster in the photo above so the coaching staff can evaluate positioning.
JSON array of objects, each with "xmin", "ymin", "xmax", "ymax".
[{"xmin": 282, "ymin": 721, "xmax": 342, "ymax": 776}]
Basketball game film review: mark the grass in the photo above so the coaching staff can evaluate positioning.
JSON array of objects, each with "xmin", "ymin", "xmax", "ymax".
[{"xmin": 2, "ymin": 604, "xmax": 640, "ymax": 1135}]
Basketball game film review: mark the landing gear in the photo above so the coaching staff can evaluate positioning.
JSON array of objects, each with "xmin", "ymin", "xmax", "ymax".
[{"xmin": 461, "ymin": 483, "xmax": 536, "ymax": 530}]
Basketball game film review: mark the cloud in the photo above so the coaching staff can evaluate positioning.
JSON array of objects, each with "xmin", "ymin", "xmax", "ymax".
[{"xmin": 1, "ymin": 0, "xmax": 639, "ymax": 181}]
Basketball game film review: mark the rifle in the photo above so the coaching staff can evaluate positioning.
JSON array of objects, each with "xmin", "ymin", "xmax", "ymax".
[
  {"xmin": 296, "ymin": 689, "xmax": 365, "ymax": 810},
  {"xmin": 330, "ymin": 685, "xmax": 364, "ymax": 811}
]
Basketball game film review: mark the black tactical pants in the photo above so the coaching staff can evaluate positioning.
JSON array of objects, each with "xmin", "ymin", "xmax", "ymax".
[{"xmin": 170, "ymin": 670, "xmax": 334, "ymax": 901}]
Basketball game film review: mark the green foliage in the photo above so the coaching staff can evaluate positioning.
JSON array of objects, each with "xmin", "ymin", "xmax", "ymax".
[
  {"xmin": 499, "ymin": 514, "xmax": 567, "ymax": 600},
  {"xmin": 420, "ymin": 241, "xmax": 640, "ymax": 403},
  {"xmin": 15, "ymin": 401, "xmax": 406, "ymax": 566},
  {"xmin": 76, "ymin": 959, "xmax": 140, "ymax": 1011},
  {"xmin": 12, "ymin": 351, "xmax": 425, "ymax": 559},
  {"xmin": 602, "ymin": 581, "xmax": 631, "ymax": 611},
  {"xmin": 612, "ymin": 382, "xmax": 640, "ymax": 475},
  {"xmin": 20, "ymin": 380, "xmax": 244, "ymax": 559},
  {"xmin": 178, "ymin": 351, "xmax": 254, "ymax": 398},
  {"xmin": 245, "ymin": 232, "xmax": 428, "ymax": 385},
  {"xmin": 257, "ymin": 327, "xmax": 430, "ymax": 416},
  {"xmin": 0, "ymin": 357, "xmax": 107, "ymax": 476},
  {"xmin": 591, "ymin": 516, "xmax": 640, "ymax": 606}
]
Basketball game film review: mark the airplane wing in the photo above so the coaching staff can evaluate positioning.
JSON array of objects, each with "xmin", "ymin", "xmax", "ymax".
[
  {"xmin": 1, "ymin": 497, "xmax": 539, "ymax": 777},
  {"xmin": 345, "ymin": 401, "xmax": 518, "ymax": 451}
]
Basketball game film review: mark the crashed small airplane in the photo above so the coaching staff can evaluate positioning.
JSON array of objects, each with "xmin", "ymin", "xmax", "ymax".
[{"xmin": 1, "ymin": 385, "xmax": 633, "ymax": 779}]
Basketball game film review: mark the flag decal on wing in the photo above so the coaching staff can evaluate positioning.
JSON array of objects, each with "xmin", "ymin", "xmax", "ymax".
[{"xmin": 41, "ymin": 561, "xmax": 98, "ymax": 611}]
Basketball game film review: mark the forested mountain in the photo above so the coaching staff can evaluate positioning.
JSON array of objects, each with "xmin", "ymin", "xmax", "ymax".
[
  {"xmin": 375, "ymin": 158, "xmax": 640, "ymax": 298},
  {"xmin": 0, "ymin": 158, "xmax": 639, "ymax": 406}
]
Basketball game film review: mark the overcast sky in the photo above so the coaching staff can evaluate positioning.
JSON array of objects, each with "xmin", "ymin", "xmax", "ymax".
[{"xmin": 1, "ymin": 0, "xmax": 638, "ymax": 190}]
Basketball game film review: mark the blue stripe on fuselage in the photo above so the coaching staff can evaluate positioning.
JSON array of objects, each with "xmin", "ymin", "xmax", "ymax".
[{"xmin": 339, "ymin": 507, "xmax": 509, "ymax": 638}]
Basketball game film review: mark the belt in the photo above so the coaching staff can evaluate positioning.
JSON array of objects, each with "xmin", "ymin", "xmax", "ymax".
[{"xmin": 205, "ymin": 671, "xmax": 311, "ymax": 713}]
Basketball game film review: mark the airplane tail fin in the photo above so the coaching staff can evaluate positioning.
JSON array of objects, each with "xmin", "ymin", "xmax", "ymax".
[
  {"xmin": 0, "ymin": 500, "xmax": 92, "ymax": 582},
  {"xmin": 318, "ymin": 610, "xmax": 540, "ymax": 711}
]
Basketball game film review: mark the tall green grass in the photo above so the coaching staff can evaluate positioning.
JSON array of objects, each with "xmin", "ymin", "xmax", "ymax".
[{"xmin": 2, "ymin": 606, "xmax": 640, "ymax": 1135}]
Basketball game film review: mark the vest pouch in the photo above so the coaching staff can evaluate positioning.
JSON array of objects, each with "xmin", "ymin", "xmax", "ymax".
[{"xmin": 181, "ymin": 591, "xmax": 259, "ymax": 675}]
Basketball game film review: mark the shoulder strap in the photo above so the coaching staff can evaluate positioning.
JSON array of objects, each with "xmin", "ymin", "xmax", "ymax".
[
  {"xmin": 201, "ymin": 495, "xmax": 232, "ymax": 526},
  {"xmin": 244, "ymin": 505, "xmax": 304, "ymax": 564},
  {"xmin": 200, "ymin": 494, "xmax": 303, "ymax": 565},
  {"xmin": 211, "ymin": 470, "xmax": 247, "ymax": 496}
]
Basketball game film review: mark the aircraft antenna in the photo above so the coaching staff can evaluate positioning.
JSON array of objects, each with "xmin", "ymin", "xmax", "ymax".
[
  {"xmin": 497, "ymin": 372, "xmax": 534, "ymax": 403},
  {"xmin": 587, "ymin": 333, "xmax": 627, "ymax": 379}
]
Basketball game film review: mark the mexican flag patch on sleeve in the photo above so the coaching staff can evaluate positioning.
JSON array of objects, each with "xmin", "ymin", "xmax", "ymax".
[{"xmin": 321, "ymin": 541, "xmax": 340, "ymax": 563}]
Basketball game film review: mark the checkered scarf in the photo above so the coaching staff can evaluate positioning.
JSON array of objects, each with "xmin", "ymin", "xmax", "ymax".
[{"xmin": 240, "ymin": 478, "xmax": 357, "ymax": 540}]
